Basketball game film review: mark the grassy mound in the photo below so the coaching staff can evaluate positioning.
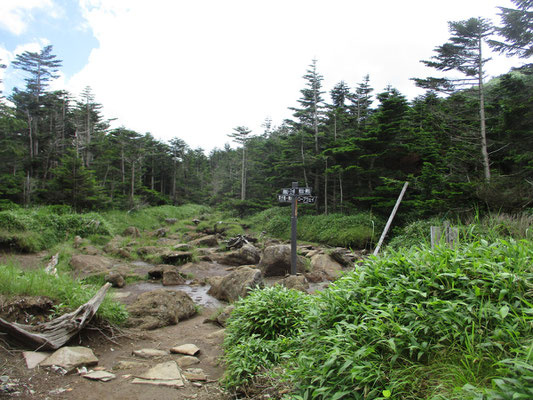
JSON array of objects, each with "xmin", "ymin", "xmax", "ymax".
[
  {"xmin": 223, "ymin": 239, "xmax": 533, "ymax": 399},
  {"xmin": 248, "ymin": 207, "xmax": 382, "ymax": 249},
  {"xmin": 0, "ymin": 261, "xmax": 127, "ymax": 325}
]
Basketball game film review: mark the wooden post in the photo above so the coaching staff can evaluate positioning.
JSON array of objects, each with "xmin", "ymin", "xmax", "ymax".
[
  {"xmin": 373, "ymin": 182, "xmax": 409, "ymax": 256},
  {"xmin": 290, "ymin": 182, "xmax": 298, "ymax": 275}
]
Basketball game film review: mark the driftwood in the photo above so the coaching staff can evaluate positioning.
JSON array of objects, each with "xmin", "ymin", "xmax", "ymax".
[{"xmin": 0, "ymin": 283, "xmax": 111, "ymax": 350}]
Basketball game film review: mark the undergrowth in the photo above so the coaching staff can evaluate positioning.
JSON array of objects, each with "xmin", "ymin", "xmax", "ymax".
[
  {"xmin": 222, "ymin": 238, "xmax": 533, "ymax": 399},
  {"xmin": 248, "ymin": 208, "xmax": 382, "ymax": 248}
]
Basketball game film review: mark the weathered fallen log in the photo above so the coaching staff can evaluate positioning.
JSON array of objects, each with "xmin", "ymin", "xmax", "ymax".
[{"xmin": 0, "ymin": 283, "xmax": 111, "ymax": 350}]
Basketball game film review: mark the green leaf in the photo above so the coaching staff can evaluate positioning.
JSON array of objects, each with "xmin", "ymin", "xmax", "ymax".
[
  {"xmin": 383, "ymin": 389, "xmax": 392, "ymax": 398},
  {"xmin": 499, "ymin": 305, "xmax": 509, "ymax": 319}
]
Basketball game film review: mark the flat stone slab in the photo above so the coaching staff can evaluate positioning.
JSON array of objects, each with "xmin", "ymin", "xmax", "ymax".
[
  {"xmin": 40, "ymin": 347, "xmax": 98, "ymax": 372},
  {"xmin": 22, "ymin": 351, "xmax": 51, "ymax": 369},
  {"xmin": 176, "ymin": 356, "xmax": 200, "ymax": 368},
  {"xmin": 170, "ymin": 344, "xmax": 200, "ymax": 356},
  {"xmin": 132, "ymin": 361, "xmax": 184, "ymax": 388},
  {"xmin": 83, "ymin": 371, "xmax": 116, "ymax": 382},
  {"xmin": 132, "ymin": 348, "xmax": 169, "ymax": 358}
]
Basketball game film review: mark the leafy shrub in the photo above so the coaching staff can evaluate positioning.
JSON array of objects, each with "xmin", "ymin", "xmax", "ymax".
[
  {"xmin": 288, "ymin": 239, "xmax": 533, "ymax": 399},
  {"xmin": 223, "ymin": 286, "xmax": 312, "ymax": 388}
]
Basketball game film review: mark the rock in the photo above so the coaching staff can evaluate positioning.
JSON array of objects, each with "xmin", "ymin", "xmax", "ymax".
[
  {"xmin": 123, "ymin": 226, "xmax": 141, "ymax": 237},
  {"xmin": 207, "ymin": 266, "xmax": 263, "ymax": 302},
  {"xmin": 82, "ymin": 245, "xmax": 101, "ymax": 256},
  {"xmin": 105, "ymin": 271, "xmax": 125, "ymax": 288},
  {"xmin": 170, "ymin": 344, "xmax": 200, "ymax": 356},
  {"xmin": 277, "ymin": 275, "xmax": 309, "ymax": 292},
  {"xmin": 149, "ymin": 228, "xmax": 168, "ymax": 238},
  {"xmin": 309, "ymin": 254, "xmax": 344, "ymax": 281},
  {"xmin": 213, "ymin": 244, "xmax": 261, "ymax": 266},
  {"xmin": 216, "ymin": 305, "xmax": 234, "ymax": 326},
  {"xmin": 132, "ymin": 348, "xmax": 169, "ymax": 358},
  {"xmin": 156, "ymin": 238, "xmax": 181, "ymax": 246},
  {"xmin": 113, "ymin": 360, "xmax": 146, "ymax": 370},
  {"xmin": 165, "ymin": 218, "xmax": 178, "ymax": 225},
  {"xmin": 162, "ymin": 270, "xmax": 186, "ymax": 286},
  {"xmin": 147, "ymin": 264, "xmax": 171, "ymax": 279},
  {"xmin": 161, "ymin": 251, "xmax": 194, "ymax": 265},
  {"xmin": 258, "ymin": 245, "xmax": 306, "ymax": 276},
  {"xmin": 176, "ymin": 356, "xmax": 200, "ymax": 368},
  {"xmin": 189, "ymin": 235, "xmax": 219, "ymax": 247},
  {"xmin": 329, "ymin": 248, "xmax": 354, "ymax": 268},
  {"xmin": 127, "ymin": 290, "xmax": 197, "ymax": 330},
  {"xmin": 73, "ymin": 236, "xmax": 83, "ymax": 248},
  {"xmin": 136, "ymin": 246, "xmax": 162, "ymax": 256},
  {"xmin": 174, "ymin": 243, "xmax": 193, "ymax": 251},
  {"xmin": 69, "ymin": 255, "xmax": 113, "ymax": 278},
  {"xmin": 83, "ymin": 371, "xmax": 116, "ymax": 382},
  {"xmin": 132, "ymin": 361, "xmax": 184, "ymax": 388},
  {"xmin": 183, "ymin": 368, "xmax": 207, "ymax": 381},
  {"xmin": 22, "ymin": 351, "xmax": 51, "ymax": 369},
  {"xmin": 206, "ymin": 329, "xmax": 225, "ymax": 341},
  {"xmin": 40, "ymin": 347, "xmax": 98, "ymax": 372}
]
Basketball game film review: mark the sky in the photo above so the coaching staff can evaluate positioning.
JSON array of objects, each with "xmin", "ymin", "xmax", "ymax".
[{"xmin": 0, "ymin": 0, "xmax": 526, "ymax": 152}]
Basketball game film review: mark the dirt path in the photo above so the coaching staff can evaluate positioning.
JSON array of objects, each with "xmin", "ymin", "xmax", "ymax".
[
  {"xmin": 1, "ymin": 307, "xmax": 229, "ymax": 400},
  {"xmin": 0, "ymin": 252, "xmax": 233, "ymax": 400}
]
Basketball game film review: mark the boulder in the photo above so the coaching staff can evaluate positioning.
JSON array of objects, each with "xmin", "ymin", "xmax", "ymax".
[
  {"xmin": 105, "ymin": 271, "xmax": 125, "ymax": 288},
  {"xmin": 69, "ymin": 255, "xmax": 113, "ymax": 278},
  {"xmin": 207, "ymin": 266, "xmax": 263, "ymax": 302},
  {"xmin": 148, "ymin": 264, "xmax": 173, "ymax": 280},
  {"xmin": 149, "ymin": 228, "xmax": 168, "ymax": 238},
  {"xmin": 73, "ymin": 236, "xmax": 84, "ymax": 248},
  {"xmin": 165, "ymin": 218, "xmax": 178, "ymax": 225},
  {"xmin": 309, "ymin": 254, "xmax": 344, "ymax": 281},
  {"xmin": 161, "ymin": 251, "xmax": 194, "ymax": 265},
  {"xmin": 277, "ymin": 275, "xmax": 309, "ymax": 292},
  {"xmin": 123, "ymin": 226, "xmax": 141, "ymax": 237},
  {"xmin": 126, "ymin": 290, "xmax": 197, "ymax": 330},
  {"xmin": 213, "ymin": 244, "xmax": 261, "ymax": 266},
  {"xmin": 189, "ymin": 235, "xmax": 219, "ymax": 247},
  {"xmin": 136, "ymin": 246, "xmax": 162, "ymax": 256},
  {"xmin": 162, "ymin": 270, "xmax": 186, "ymax": 286},
  {"xmin": 258, "ymin": 245, "xmax": 306, "ymax": 276},
  {"xmin": 329, "ymin": 248, "xmax": 354, "ymax": 268}
]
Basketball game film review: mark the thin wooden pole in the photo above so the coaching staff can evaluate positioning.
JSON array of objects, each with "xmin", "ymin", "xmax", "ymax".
[{"xmin": 373, "ymin": 182, "xmax": 409, "ymax": 256}]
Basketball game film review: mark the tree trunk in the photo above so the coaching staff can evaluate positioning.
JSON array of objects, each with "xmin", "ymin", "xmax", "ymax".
[
  {"xmin": 478, "ymin": 35, "xmax": 491, "ymax": 182},
  {"xmin": 324, "ymin": 157, "xmax": 328, "ymax": 215}
]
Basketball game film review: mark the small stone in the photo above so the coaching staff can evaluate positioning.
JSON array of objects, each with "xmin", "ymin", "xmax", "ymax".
[
  {"xmin": 113, "ymin": 361, "xmax": 145, "ymax": 370},
  {"xmin": 83, "ymin": 371, "xmax": 116, "ymax": 382},
  {"xmin": 133, "ymin": 348, "xmax": 169, "ymax": 358},
  {"xmin": 183, "ymin": 368, "xmax": 207, "ymax": 381},
  {"xmin": 176, "ymin": 356, "xmax": 200, "ymax": 368},
  {"xmin": 206, "ymin": 329, "xmax": 225, "ymax": 341},
  {"xmin": 132, "ymin": 361, "xmax": 185, "ymax": 388},
  {"xmin": 170, "ymin": 344, "xmax": 200, "ymax": 356}
]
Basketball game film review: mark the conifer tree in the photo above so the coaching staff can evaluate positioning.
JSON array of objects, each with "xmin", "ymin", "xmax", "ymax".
[
  {"xmin": 413, "ymin": 17, "xmax": 493, "ymax": 182},
  {"xmin": 489, "ymin": 0, "xmax": 533, "ymax": 58},
  {"xmin": 228, "ymin": 126, "xmax": 252, "ymax": 201}
]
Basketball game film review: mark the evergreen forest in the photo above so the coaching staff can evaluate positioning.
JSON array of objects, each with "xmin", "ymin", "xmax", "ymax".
[{"xmin": 0, "ymin": 2, "xmax": 532, "ymax": 222}]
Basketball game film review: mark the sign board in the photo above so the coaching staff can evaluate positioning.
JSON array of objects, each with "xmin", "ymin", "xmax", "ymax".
[
  {"xmin": 278, "ymin": 194, "xmax": 317, "ymax": 204},
  {"xmin": 278, "ymin": 187, "xmax": 315, "ymax": 204}
]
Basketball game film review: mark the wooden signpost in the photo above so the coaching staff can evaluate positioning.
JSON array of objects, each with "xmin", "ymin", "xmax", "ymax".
[{"xmin": 278, "ymin": 182, "xmax": 316, "ymax": 275}]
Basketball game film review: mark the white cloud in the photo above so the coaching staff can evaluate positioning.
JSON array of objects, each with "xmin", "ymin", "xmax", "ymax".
[
  {"xmin": 66, "ymin": 0, "xmax": 523, "ymax": 152},
  {"xmin": 0, "ymin": 0, "xmax": 56, "ymax": 35}
]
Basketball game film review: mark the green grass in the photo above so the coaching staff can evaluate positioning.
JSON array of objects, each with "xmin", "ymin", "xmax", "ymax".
[
  {"xmin": 0, "ymin": 261, "xmax": 128, "ymax": 325},
  {"xmin": 247, "ymin": 207, "xmax": 383, "ymax": 248}
]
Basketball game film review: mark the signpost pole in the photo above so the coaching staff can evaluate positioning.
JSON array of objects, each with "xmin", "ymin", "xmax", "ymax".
[{"xmin": 290, "ymin": 181, "xmax": 298, "ymax": 275}]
